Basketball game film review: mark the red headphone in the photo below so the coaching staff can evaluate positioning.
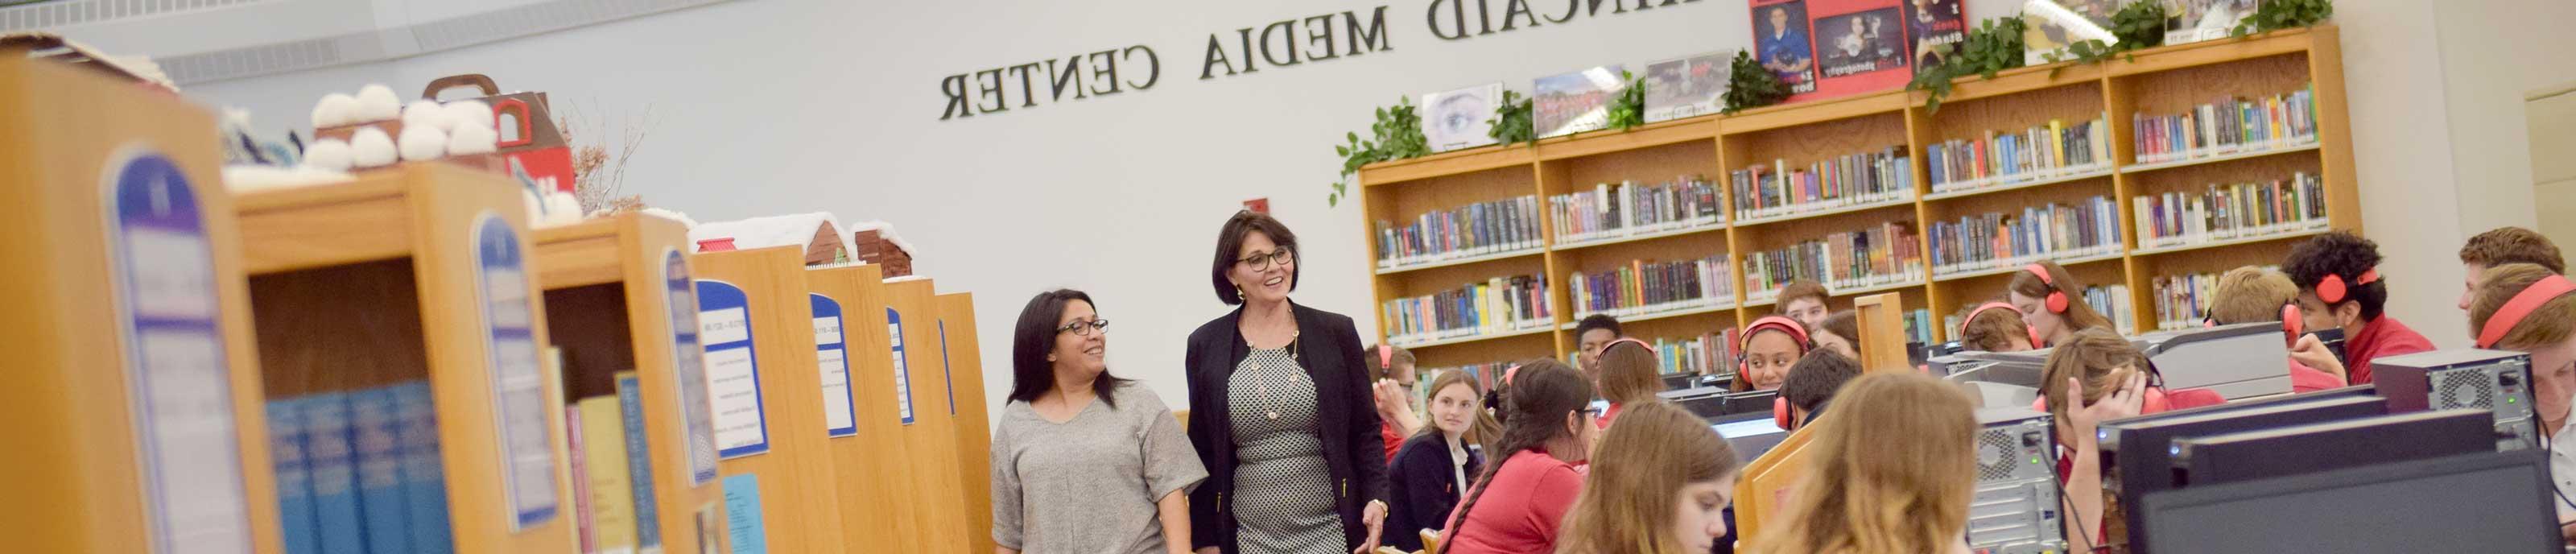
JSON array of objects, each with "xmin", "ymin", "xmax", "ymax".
[
  {"xmin": 2282, "ymin": 304, "xmax": 2304, "ymax": 338},
  {"xmin": 1964, "ymin": 301, "xmax": 2042, "ymax": 349},
  {"xmin": 2476, "ymin": 275, "xmax": 2576, "ymax": 349},
  {"xmin": 1603, "ymin": 337, "xmax": 1657, "ymax": 355},
  {"xmin": 1379, "ymin": 344, "xmax": 1393, "ymax": 370},
  {"xmin": 2315, "ymin": 268, "xmax": 2381, "ymax": 304},
  {"xmin": 2033, "ymin": 383, "xmax": 2174, "ymax": 414},
  {"xmin": 2023, "ymin": 264, "xmax": 2070, "ymax": 314},
  {"xmin": 1775, "ymin": 396, "xmax": 1797, "ymax": 430}
]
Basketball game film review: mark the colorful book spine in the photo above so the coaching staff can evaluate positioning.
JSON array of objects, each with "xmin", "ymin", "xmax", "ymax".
[
  {"xmin": 2081, "ymin": 283, "xmax": 2139, "ymax": 335},
  {"xmin": 1727, "ymin": 146, "xmax": 1914, "ymax": 221},
  {"xmin": 2132, "ymin": 86, "xmax": 2318, "ymax": 163},
  {"xmin": 1548, "ymin": 176, "xmax": 1724, "ymax": 242},
  {"xmin": 268, "ymin": 397, "xmax": 320, "ymax": 554},
  {"xmin": 1381, "ymin": 274, "xmax": 1554, "ymax": 344},
  {"xmin": 616, "ymin": 372, "xmax": 664, "ymax": 553},
  {"xmin": 568, "ymin": 406, "xmax": 595, "ymax": 553},
  {"xmin": 353, "ymin": 386, "xmax": 413, "ymax": 554},
  {"xmin": 2132, "ymin": 172, "xmax": 2329, "ymax": 247},
  {"xmin": 394, "ymin": 381, "xmax": 453, "ymax": 554},
  {"xmin": 303, "ymin": 391, "xmax": 365, "ymax": 554},
  {"xmin": 1928, "ymin": 196, "xmax": 2123, "ymax": 276},
  {"xmin": 1567, "ymin": 255, "xmax": 1734, "ymax": 317},
  {"xmin": 1741, "ymin": 221, "xmax": 1926, "ymax": 303},
  {"xmin": 581, "ymin": 395, "xmax": 642, "ymax": 554},
  {"xmin": 1926, "ymin": 114, "xmax": 2111, "ymax": 192},
  {"xmin": 1374, "ymin": 195, "xmax": 1543, "ymax": 268},
  {"xmin": 2152, "ymin": 270, "xmax": 2226, "ymax": 330}
]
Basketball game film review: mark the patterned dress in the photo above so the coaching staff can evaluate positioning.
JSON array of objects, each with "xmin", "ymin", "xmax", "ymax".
[{"xmin": 1228, "ymin": 345, "xmax": 1345, "ymax": 553}]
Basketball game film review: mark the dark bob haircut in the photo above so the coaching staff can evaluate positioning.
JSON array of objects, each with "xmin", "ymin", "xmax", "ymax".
[
  {"xmin": 1212, "ymin": 210, "xmax": 1301, "ymax": 304},
  {"xmin": 1009, "ymin": 288, "xmax": 1128, "ymax": 408}
]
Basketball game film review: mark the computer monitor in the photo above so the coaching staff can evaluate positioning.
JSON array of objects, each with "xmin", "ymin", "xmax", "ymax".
[
  {"xmin": 2169, "ymin": 409, "xmax": 2497, "ymax": 488},
  {"xmin": 1709, "ymin": 411, "xmax": 1788, "ymax": 465},
  {"xmin": 2136, "ymin": 449, "xmax": 2563, "ymax": 554},
  {"xmin": 1724, "ymin": 389, "xmax": 1781, "ymax": 416},
  {"xmin": 1938, "ymin": 349, "xmax": 2051, "ymax": 388},
  {"xmin": 1663, "ymin": 387, "xmax": 1728, "ymax": 419},
  {"xmin": 2096, "ymin": 395, "xmax": 2388, "ymax": 552},
  {"xmin": 1661, "ymin": 372, "xmax": 1700, "ymax": 391},
  {"xmin": 2134, "ymin": 322, "xmax": 2293, "ymax": 399}
]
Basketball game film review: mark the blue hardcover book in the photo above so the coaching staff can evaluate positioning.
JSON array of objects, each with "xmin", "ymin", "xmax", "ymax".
[
  {"xmin": 394, "ymin": 381, "xmax": 455, "ymax": 554},
  {"xmin": 617, "ymin": 373, "xmax": 666, "ymax": 552},
  {"xmin": 269, "ymin": 397, "xmax": 320, "ymax": 554},
  {"xmin": 353, "ymin": 386, "xmax": 412, "ymax": 554},
  {"xmin": 303, "ymin": 391, "xmax": 367, "ymax": 553}
]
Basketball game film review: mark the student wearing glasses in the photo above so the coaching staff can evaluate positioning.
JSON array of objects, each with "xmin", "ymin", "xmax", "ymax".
[
  {"xmin": 991, "ymin": 289, "xmax": 1206, "ymax": 554},
  {"xmin": 1183, "ymin": 211, "xmax": 1390, "ymax": 554}
]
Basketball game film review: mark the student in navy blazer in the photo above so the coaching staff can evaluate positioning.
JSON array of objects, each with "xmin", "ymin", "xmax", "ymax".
[{"xmin": 1383, "ymin": 369, "xmax": 1497, "ymax": 551}]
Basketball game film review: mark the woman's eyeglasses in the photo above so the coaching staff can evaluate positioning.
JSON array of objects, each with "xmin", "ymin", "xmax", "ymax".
[
  {"xmin": 1057, "ymin": 319, "xmax": 1111, "ymax": 336},
  {"xmin": 1238, "ymin": 247, "xmax": 1294, "ymax": 271}
]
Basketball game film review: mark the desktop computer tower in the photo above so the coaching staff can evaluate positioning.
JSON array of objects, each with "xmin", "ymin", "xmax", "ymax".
[
  {"xmin": 1967, "ymin": 407, "xmax": 2066, "ymax": 554},
  {"xmin": 2372, "ymin": 349, "xmax": 2540, "ymax": 451}
]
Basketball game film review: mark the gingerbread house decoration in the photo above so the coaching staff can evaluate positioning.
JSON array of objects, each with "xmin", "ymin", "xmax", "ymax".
[
  {"xmin": 689, "ymin": 213, "xmax": 851, "ymax": 267},
  {"xmin": 848, "ymin": 221, "xmax": 916, "ymax": 277}
]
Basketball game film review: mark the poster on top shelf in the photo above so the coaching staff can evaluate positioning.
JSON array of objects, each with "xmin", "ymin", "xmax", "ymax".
[
  {"xmin": 1903, "ymin": 0, "xmax": 1969, "ymax": 68},
  {"xmin": 1534, "ymin": 66, "xmax": 1624, "ymax": 138},
  {"xmin": 1810, "ymin": 0, "xmax": 1912, "ymax": 96},
  {"xmin": 1644, "ymin": 52, "xmax": 1728, "ymax": 122},
  {"xmin": 2162, "ymin": 0, "xmax": 2260, "ymax": 45},
  {"xmin": 2021, "ymin": 0, "xmax": 2120, "ymax": 65},
  {"xmin": 1748, "ymin": 0, "xmax": 1818, "ymax": 97},
  {"xmin": 1422, "ymin": 83, "xmax": 1503, "ymax": 153}
]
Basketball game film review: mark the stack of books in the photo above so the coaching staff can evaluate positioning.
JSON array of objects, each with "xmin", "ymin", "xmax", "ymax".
[
  {"xmin": 1382, "ymin": 274, "xmax": 1555, "ymax": 345},
  {"xmin": 1728, "ymin": 147, "xmax": 1914, "ymax": 221},
  {"xmin": 1374, "ymin": 195, "xmax": 1544, "ymax": 269},
  {"xmin": 266, "ymin": 380, "xmax": 453, "ymax": 554},
  {"xmin": 1567, "ymin": 255, "xmax": 1735, "ymax": 320},
  {"xmin": 1549, "ymin": 176, "xmax": 1725, "ymax": 244},
  {"xmin": 564, "ymin": 372, "xmax": 667, "ymax": 554},
  {"xmin": 1926, "ymin": 114, "xmax": 2112, "ymax": 194},
  {"xmin": 2083, "ymin": 283, "xmax": 2139, "ymax": 336},
  {"xmin": 1928, "ymin": 196, "xmax": 2124, "ymax": 278},
  {"xmin": 1743, "ymin": 222, "xmax": 1925, "ymax": 304},
  {"xmin": 2152, "ymin": 270, "xmax": 2225, "ymax": 330},
  {"xmin": 2132, "ymin": 172, "xmax": 2329, "ymax": 249},
  {"xmin": 2132, "ymin": 86, "xmax": 2319, "ymax": 164}
]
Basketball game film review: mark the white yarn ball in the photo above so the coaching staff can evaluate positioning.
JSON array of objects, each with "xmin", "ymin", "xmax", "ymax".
[
  {"xmin": 447, "ymin": 123, "xmax": 500, "ymax": 155},
  {"xmin": 442, "ymin": 100, "xmax": 494, "ymax": 133},
  {"xmin": 301, "ymin": 138, "xmax": 353, "ymax": 172},
  {"xmin": 353, "ymin": 85, "xmax": 402, "ymax": 122},
  {"xmin": 402, "ymin": 100, "xmax": 449, "ymax": 131},
  {"xmin": 349, "ymin": 126, "xmax": 398, "ymax": 167},
  {"xmin": 398, "ymin": 125, "xmax": 449, "ymax": 162},
  {"xmin": 542, "ymin": 192, "xmax": 584, "ymax": 225},
  {"xmin": 312, "ymin": 93, "xmax": 359, "ymax": 128}
]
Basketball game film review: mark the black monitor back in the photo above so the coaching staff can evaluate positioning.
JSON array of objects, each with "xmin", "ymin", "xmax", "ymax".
[
  {"xmin": 2136, "ymin": 449, "xmax": 2562, "ymax": 554},
  {"xmin": 2170, "ymin": 409, "xmax": 2496, "ymax": 488},
  {"xmin": 2099, "ymin": 394, "xmax": 2388, "ymax": 553}
]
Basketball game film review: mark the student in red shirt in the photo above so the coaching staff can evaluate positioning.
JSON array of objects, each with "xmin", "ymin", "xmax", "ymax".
[
  {"xmin": 2041, "ymin": 329, "xmax": 2225, "ymax": 552},
  {"xmin": 1435, "ymin": 360, "xmax": 1597, "ymax": 554},
  {"xmin": 1593, "ymin": 340, "xmax": 1664, "ymax": 429},
  {"xmin": 2206, "ymin": 266, "xmax": 2348, "ymax": 392},
  {"xmin": 2283, "ymin": 231, "xmax": 2432, "ymax": 383}
]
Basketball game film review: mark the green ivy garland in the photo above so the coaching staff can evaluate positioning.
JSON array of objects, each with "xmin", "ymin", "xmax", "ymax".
[
  {"xmin": 1606, "ymin": 71, "xmax": 1648, "ymax": 131},
  {"xmin": 1327, "ymin": 97, "xmax": 1429, "ymax": 207},
  {"xmin": 1722, "ymin": 50, "xmax": 1790, "ymax": 114},
  {"xmin": 1907, "ymin": 17, "xmax": 2028, "ymax": 113},
  {"xmin": 2234, "ymin": 0, "xmax": 2333, "ymax": 37},
  {"xmin": 1488, "ymin": 89, "xmax": 1535, "ymax": 147}
]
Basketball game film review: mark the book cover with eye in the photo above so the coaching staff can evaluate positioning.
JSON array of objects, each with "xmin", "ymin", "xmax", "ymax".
[
  {"xmin": 1534, "ymin": 66, "xmax": 1625, "ymax": 138},
  {"xmin": 1645, "ymin": 52, "xmax": 1730, "ymax": 122},
  {"xmin": 1422, "ymin": 83, "xmax": 1503, "ymax": 153}
]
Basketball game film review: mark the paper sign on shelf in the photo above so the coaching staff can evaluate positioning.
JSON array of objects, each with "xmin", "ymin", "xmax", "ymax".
[
  {"xmin": 473, "ymin": 213, "xmax": 560, "ymax": 530},
  {"xmin": 720, "ymin": 474, "xmax": 766, "ymax": 554},
  {"xmin": 694, "ymin": 280, "xmax": 771, "ymax": 458},
  {"xmin": 810, "ymin": 294, "xmax": 857, "ymax": 437},
  {"xmin": 105, "ymin": 147, "xmax": 256, "ymax": 554},
  {"xmin": 663, "ymin": 250, "xmax": 720, "ymax": 486},
  {"xmin": 888, "ymin": 307, "xmax": 914, "ymax": 425}
]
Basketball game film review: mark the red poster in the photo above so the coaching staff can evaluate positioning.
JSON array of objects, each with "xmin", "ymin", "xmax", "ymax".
[{"xmin": 1800, "ymin": 0, "xmax": 1914, "ymax": 102}]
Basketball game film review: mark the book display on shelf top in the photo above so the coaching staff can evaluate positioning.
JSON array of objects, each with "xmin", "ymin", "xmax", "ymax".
[{"xmin": 1356, "ymin": 25, "xmax": 2354, "ymax": 350}]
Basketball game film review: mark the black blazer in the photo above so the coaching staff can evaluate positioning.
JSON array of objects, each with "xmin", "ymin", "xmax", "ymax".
[
  {"xmin": 1183, "ymin": 301, "xmax": 1389, "ymax": 553},
  {"xmin": 1384, "ymin": 431, "xmax": 1483, "ymax": 551}
]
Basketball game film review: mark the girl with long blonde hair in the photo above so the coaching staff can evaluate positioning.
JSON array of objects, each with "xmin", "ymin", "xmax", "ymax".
[
  {"xmin": 1555, "ymin": 401, "xmax": 1743, "ymax": 554},
  {"xmin": 1750, "ymin": 372, "xmax": 1978, "ymax": 554}
]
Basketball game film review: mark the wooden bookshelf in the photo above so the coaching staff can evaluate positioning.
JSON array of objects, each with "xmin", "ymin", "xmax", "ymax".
[
  {"xmin": 936, "ymin": 291, "xmax": 997, "ymax": 554},
  {"xmin": 886, "ymin": 276, "xmax": 975, "ymax": 553},
  {"xmin": 693, "ymin": 246, "xmax": 848, "ymax": 554},
  {"xmin": 1356, "ymin": 25, "xmax": 2359, "ymax": 350},
  {"xmin": 806, "ymin": 264, "xmax": 923, "ymax": 552},
  {"xmin": 0, "ymin": 56, "xmax": 283, "ymax": 554},
  {"xmin": 530, "ymin": 213, "xmax": 728, "ymax": 552}
]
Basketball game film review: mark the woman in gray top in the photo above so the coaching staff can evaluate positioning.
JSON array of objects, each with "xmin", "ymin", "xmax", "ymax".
[{"xmin": 992, "ymin": 289, "xmax": 1207, "ymax": 554}]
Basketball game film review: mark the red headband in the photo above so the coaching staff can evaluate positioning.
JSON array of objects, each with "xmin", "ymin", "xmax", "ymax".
[
  {"xmin": 1741, "ymin": 315, "xmax": 1811, "ymax": 352},
  {"xmin": 2478, "ymin": 275, "xmax": 2576, "ymax": 349},
  {"xmin": 1604, "ymin": 337, "xmax": 1657, "ymax": 354},
  {"xmin": 1963, "ymin": 301, "xmax": 2042, "ymax": 348}
]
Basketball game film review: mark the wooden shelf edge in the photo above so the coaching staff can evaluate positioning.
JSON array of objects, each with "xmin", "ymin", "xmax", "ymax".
[
  {"xmin": 1534, "ymin": 118, "xmax": 1718, "ymax": 160},
  {"xmin": 1358, "ymin": 145, "xmax": 1537, "ymax": 186},
  {"xmin": 1938, "ymin": 62, "xmax": 2107, "ymax": 104},
  {"xmin": 1390, "ymin": 324, "xmax": 1558, "ymax": 349},
  {"xmin": 1374, "ymin": 246, "xmax": 1545, "ymax": 275},
  {"xmin": 2131, "ymin": 225, "xmax": 2331, "ymax": 256},
  {"xmin": 1719, "ymin": 91, "xmax": 1909, "ymax": 134},
  {"xmin": 2106, "ymin": 26, "xmax": 2322, "ymax": 77}
]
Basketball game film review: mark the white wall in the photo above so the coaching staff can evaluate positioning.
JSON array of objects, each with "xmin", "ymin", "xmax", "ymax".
[{"xmin": 91, "ymin": 0, "xmax": 2560, "ymax": 414}]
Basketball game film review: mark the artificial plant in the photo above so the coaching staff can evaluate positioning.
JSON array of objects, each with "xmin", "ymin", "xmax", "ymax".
[
  {"xmin": 1907, "ymin": 17, "xmax": 2029, "ymax": 113},
  {"xmin": 1488, "ymin": 89, "xmax": 1535, "ymax": 147},
  {"xmin": 1328, "ymin": 97, "xmax": 1430, "ymax": 207},
  {"xmin": 1722, "ymin": 50, "xmax": 1790, "ymax": 114},
  {"xmin": 1606, "ymin": 71, "xmax": 1647, "ymax": 131},
  {"xmin": 2235, "ymin": 0, "xmax": 2333, "ymax": 36}
]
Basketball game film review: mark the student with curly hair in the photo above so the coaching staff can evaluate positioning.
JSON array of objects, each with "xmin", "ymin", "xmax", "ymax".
[{"xmin": 2282, "ymin": 231, "xmax": 2431, "ymax": 383}]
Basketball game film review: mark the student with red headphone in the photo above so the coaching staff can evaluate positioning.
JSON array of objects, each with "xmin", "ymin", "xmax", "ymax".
[
  {"xmin": 1731, "ymin": 316, "xmax": 1812, "ymax": 392},
  {"xmin": 2038, "ymin": 329, "xmax": 2224, "ymax": 552},
  {"xmin": 2204, "ymin": 266, "xmax": 2349, "ymax": 392},
  {"xmin": 1955, "ymin": 300, "xmax": 2041, "ymax": 353},
  {"xmin": 2465, "ymin": 263, "xmax": 2576, "ymax": 539},
  {"xmin": 2283, "ymin": 232, "xmax": 2432, "ymax": 384},
  {"xmin": 2008, "ymin": 262, "xmax": 2115, "ymax": 347}
]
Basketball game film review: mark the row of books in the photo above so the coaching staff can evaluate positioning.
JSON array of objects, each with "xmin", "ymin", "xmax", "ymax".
[
  {"xmin": 1567, "ymin": 255, "xmax": 1736, "ymax": 319},
  {"xmin": 2133, "ymin": 172, "xmax": 2329, "ymax": 249},
  {"xmin": 566, "ymin": 373, "xmax": 666, "ymax": 554},
  {"xmin": 1927, "ymin": 196, "xmax": 2124, "ymax": 277},
  {"xmin": 1382, "ymin": 274, "xmax": 1557, "ymax": 345},
  {"xmin": 267, "ymin": 381, "xmax": 452, "ymax": 554},
  {"xmin": 2083, "ymin": 283, "xmax": 2140, "ymax": 336},
  {"xmin": 2132, "ymin": 87, "xmax": 2319, "ymax": 164},
  {"xmin": 1549, "ymin": 177, "xmax": 1726, "ymax": 245},
  {"xmin": 1742, "ymin": 222, "xmax": 1926, "ymax": 304},
  {"xmin": 1727, "ymin": 148, "xmax": 1915, "ymax": 221},
  {"xmin": 1374, "ymin": 195, "xmax": 1544, "ymax": 269},
  {"xmin": 2152, "ymin": 270, "xmax": 2227, "ymax": 331},
  {"xmin": 1926, "ymin": 115, "xmax": 2112, "ymax": 194},
  {"xmin": 1899, "ymin": 308, "xmax": 1938, "ymax": 346}
]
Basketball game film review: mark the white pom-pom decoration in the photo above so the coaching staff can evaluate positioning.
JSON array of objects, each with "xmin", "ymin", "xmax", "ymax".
[
  {"xmin": 349, "ymin": 126, "xmax": 398, "ymax": 167},
  {"xmin": 539, "ymin": 192, "xmax": 584, "ymax": 226},
  {"xmin": 398, "ymin": 125, "xmax": 449, "ymax": 162},
  {"xmin": 302, "ymin": 138, "xmax": 353, "ymax": 172},
  {"xmin": 442, "ymin": 100, "xmax": 493, "ymax": 133},
  {"xmin": 522, "ymin": 188, "xmax": 547, "ymax": 223},
  {"xmin": 353, "ymin": 85, "xmax": 402, "ymax": 122},
  {"xmin": 402, "ymin": 100, "xmax": 448, "ymax": 131},
  {"xmin": 312, "ymin": 93, "xmax": 359, "ymax": 128},
  {"xmin": 447, "ymin": 123, "xmax": 500, "ymax": 155}
]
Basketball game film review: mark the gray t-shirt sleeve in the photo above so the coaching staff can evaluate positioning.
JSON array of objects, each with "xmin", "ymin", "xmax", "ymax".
[
  {"xmin": 989, "ymin": 411, "xmax": 1025, "ymax": 549},
  {"xmin": 1131, "ymin": 386, "xmax": 1209, "ymax": 502}
]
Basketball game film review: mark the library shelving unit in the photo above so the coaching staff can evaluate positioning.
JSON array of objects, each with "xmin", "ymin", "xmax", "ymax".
[
  {"xmin": 529, "ymin": 212, "xmax": 727, "ymax": 552},
  {"xmin": 692, "ymin": 246, "xmax": 848, "ymax": 553},
  {"xmin": 937, "ymin": 291, "xmax": 997, "ymax": 554},
  {"xmin": 0, "ymin": 56, "xmax": 283, "ymax": 554},
  {"xmin": 886, "ymin": 275, "xmax": 975, "ymax": 552},
  {"xmin": 1356, "ymin": 25, "xmax": 2358, "ymax": 353},
  {"xmin": 234, "ymin": 163, "xmax": 578, "ymax": 552},
  {"xmin": 806, "ymin": 264, "xmax": 923, "ymax": 552}
]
